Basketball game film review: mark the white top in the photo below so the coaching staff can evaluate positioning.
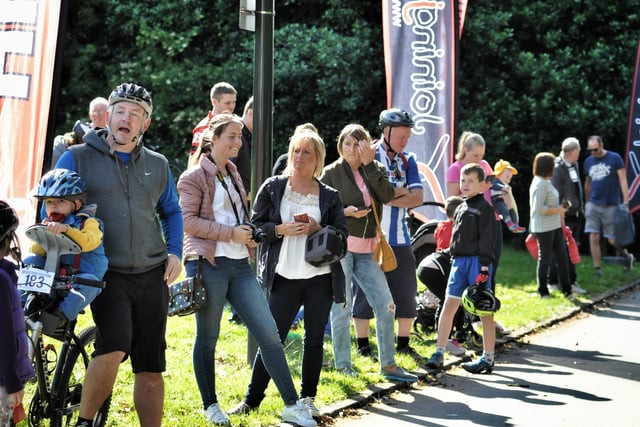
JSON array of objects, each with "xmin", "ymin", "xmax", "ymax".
[
  {"xmin": 213, "ymin": 175, "xmax": 249, "ymax": 259},
  {"xmin": 276, "ymin": 182, "xmax": 330, "ymax": 279}
]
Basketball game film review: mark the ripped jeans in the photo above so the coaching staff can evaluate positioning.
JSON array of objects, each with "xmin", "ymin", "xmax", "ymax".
[{"xmin": 330, "ymin": 251, "xmax": 396, "ymax": 369}]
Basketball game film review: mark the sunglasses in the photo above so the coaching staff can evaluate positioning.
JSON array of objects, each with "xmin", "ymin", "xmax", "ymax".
[
  {"xmin": 587, "ymin": 148, "xmax": 599, "ymax": 153},
  {"xmin": 391, "ymin": 159, "xmax": 403, "ymax": 181}
]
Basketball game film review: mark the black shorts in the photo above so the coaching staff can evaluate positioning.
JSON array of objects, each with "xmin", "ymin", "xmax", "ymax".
[
  {"xmin": 353, "ymin": 245, "xmax": 418, "ymax": 319},
  {"xmin": 90, "ymin": 265, "xmax": 168, "ymax": 373}
]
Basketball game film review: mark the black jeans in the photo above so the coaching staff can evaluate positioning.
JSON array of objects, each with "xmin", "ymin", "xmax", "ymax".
[
  {"xmin": 245, "ymin": 273, "xmax": 332, "ymax": 406},
  {"xmin": 534, "ymin": 228, "xmax": 571, "ymax": 296},
  {"xmin": 548, "ymin": 215, "xmax": 582, "ymax": 284}
]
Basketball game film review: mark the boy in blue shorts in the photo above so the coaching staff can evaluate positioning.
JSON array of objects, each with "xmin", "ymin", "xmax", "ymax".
[{"xmin": 425, "ymin": 163, "xmax": 498, "ymax": 374}]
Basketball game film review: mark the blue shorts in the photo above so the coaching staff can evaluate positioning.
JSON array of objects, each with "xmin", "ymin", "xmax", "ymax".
[{"xmin": 446, "ymin": 256, "xmax": 492, "ymax": 298}]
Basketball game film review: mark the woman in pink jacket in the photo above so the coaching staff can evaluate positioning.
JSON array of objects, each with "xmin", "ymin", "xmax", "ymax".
[{"xmin": 177, "ymin": 114, "xmax": 316, "ymax": 427}]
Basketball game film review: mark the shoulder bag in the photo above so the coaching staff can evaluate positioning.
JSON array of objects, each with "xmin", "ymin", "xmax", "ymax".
[
  {"xmin": 168, "ymin": 257, "xmax": 207, "ymax": 316},
  {"xmin": 370, "ymin": 196, "xmax": 398, "ymax": 272}
]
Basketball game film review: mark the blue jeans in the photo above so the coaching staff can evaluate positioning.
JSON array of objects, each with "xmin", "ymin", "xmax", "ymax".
[
  {"xmin": 188, "ymin": 257, "xmax": 298, "ymax": 409},
  {"xmin": 330, "ymin": 251, "xmax": 396, "ymax": 369}
]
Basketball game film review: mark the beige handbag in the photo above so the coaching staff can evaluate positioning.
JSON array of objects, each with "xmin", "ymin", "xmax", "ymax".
[{"xmin": 370, "ymin": 196, "xmax": 397, "ymax": 272}]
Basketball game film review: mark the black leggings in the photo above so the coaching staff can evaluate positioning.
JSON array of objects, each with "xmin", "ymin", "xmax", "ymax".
[{"xmin": 244, "ymin": 273, "xmax": 332, "ymax": 406}]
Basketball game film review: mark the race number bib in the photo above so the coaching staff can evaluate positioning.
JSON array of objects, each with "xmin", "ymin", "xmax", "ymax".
[{"xmin": 17, "ymin": 266, "xmax": 54, "ymax": 295}]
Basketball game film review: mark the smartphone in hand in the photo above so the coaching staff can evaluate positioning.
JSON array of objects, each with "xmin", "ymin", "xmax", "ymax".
[{"xmin": 293, "ymin": 213, "xmax": 310, "ymax": 223}]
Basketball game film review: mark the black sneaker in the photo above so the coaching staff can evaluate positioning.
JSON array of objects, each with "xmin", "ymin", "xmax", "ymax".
[
  {"xmin": 425, "ymin": 351, "xmax": 444, "ymax": 370},
  {"xmin": 357, "ymin": 345, "xmax": 378, "ymax": 362},
  {"xmin": 461, "ymin": 356, "xmax": 494, "ymax": 374},
  {"xmin": 397, "ymin": 345, "xmax": 426, "ymax": 362},
  {"xmin": 228, "ymin": 401, "xmax": 255, "ymax": 416}
]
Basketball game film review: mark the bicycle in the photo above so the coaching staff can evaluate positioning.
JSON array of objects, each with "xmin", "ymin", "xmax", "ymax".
[{"xmin": 18, "ymin": 224, "xmax": 111, "ymax": 427}]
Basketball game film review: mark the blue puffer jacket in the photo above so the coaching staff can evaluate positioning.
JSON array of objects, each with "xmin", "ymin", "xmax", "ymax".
[{"xmin": 0, "ymin": 259, "xmax": 35, "ymax": 394}]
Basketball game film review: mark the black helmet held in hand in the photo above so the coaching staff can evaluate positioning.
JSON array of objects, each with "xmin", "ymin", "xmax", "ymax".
[
  {"xmin": 379, "ymin": 108, "xmax": 415, "ymax": 129},
  {"xmin": 109, "ymin": 82, "xmax": 153, "ymax": 116}
]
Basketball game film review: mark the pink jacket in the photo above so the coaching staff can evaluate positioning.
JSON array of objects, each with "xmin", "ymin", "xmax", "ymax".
[{"xmin": 177, "ymin": 155, "xmax": 252, "ymax": 266}]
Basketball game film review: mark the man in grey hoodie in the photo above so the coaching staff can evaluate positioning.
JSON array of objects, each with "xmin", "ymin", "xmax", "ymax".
[{"xmin": 55, "ymin": 82, "xmax": 183, "ymax": 427}]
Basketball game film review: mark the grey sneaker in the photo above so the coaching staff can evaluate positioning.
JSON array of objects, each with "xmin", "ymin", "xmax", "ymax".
[
  {"xmin": 625, "ymin": 253, "xmax": 635, "ymax": 271},
  {"xmin": 282, "ymin": 400, "xmax": 317, "ymax": 427},
  {"xmin": 300, "ymin": 396, "xmax": 320, "ymax": 417},
  {"xmin": 337, "ymin": 366, "xmax": 357, "ymax": 377},
  {"xmin": 445, "ymin": 339, "xmax": 466, "ymax": 356},
  {"xmin": 204, "ymin": 403, "xmax": 230, "ymax": 425},
  {"xmin": 571, "ymin": 283, "xmax": 587, "ymax": 294},
  {"xmin": 425, "ymin": 351, "xmax": 444, "ymax": 369},
  {"xmin": 380, "ymin": 365, "xmax": 418, "ymax": 382}
]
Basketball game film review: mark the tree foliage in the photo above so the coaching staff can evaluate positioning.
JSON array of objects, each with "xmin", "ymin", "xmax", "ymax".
[{"xmin": 54, "ymin": 0, "xmax": 640, "ymax": 200}]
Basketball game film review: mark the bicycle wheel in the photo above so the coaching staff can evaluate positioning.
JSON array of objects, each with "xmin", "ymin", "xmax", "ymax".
[{"xmin": 51, "ymin": 327, "xmax": 111, "ymax": 427}]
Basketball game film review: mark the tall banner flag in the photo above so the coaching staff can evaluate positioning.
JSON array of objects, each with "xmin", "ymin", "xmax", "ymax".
[
  {"xmin": 382, "ymin": 0, "xmax": 459, "ymax": 220},
  {"xmin": 626, "ymin": 38, "xmax": 640, "ymax": 214},
  {"xmin": 0, "ymin": 1, "xmax": 61, "ymax": 238}
]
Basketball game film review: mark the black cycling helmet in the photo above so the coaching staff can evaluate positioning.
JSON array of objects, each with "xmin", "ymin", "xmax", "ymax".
[
  {"xmin": 108, "ymin": 82, "xmax": 153, "ymax": 116},
  {"xmin": 462, "ymin": 284, "xmax": 501, "ymax": 316},
  {"xmin": 0, "ymin": 200, "xmax": 18, "ymax": 243},
  {"xmin": 379, "ymin": 108, "xmax": 414, "ymax": 129},
  {"xmin": 35, "ymin": 169, "xmax": 87, "ymax": 202}
]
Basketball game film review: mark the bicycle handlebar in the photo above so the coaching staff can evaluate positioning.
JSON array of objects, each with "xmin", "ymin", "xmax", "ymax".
[{"xmin": 49, "ymin": 275, "xmax": 106, "ymax": 290}]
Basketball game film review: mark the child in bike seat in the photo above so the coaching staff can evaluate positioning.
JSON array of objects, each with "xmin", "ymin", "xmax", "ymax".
[
  {"xmin": 0, "ymin": 200, "xmax": 35, "ymax": 424},
  {"xmin": 489, "ymin": 159, "xmax": 526, "ymax": 234},
  {"xmin": 24, "ymin": 169, "xmax": 108, "ymax": 337}
]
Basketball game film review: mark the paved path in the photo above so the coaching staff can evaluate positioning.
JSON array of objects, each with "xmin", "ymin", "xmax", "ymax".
[{"xmin": 328, "ymin": 287, "xmax": 640, "ymax": 427}]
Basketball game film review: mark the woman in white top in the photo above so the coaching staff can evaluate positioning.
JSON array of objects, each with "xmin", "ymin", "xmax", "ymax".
[
  {"xmin": 233, "ymin": 130, "xmax": 348, "ymax": 418},
  {"xmin": 178, "ymin": 114, "xmax": 317, "ymax": 427},
  {"xmin": 529, "ymin": 152, "xmax": 571, "ymax": 298}
]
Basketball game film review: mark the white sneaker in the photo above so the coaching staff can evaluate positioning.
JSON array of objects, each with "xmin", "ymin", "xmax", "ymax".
[
  {"xmin": 300, "ymin": 396, "xmax": 320, "ymax": 417},
  {"xmin": 204, "ymin": 403, "xmax": 230, "ymax": 425},
  {"xmin": 445, "ymin": 339, "xmax": 467, "ymax": 356},
  {"xmin": 282, "ymin": 400, "xmax": 317, "ymax": 427},
  {"xmin": 571, "ymin": 283, "xmax": 587, "ymax": 295}
]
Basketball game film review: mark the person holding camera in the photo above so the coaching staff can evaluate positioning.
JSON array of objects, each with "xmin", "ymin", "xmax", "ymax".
[
  {"xmin": 230, "ymin": 128, "xmax": 348, "ymax": 419},
  {"xmin": 178, "ymin": 114, "xmax": 316, "ymax": 427},
  {"xmin": 529, "ymin": 152, "xmax": 572, "ymax": 299}
]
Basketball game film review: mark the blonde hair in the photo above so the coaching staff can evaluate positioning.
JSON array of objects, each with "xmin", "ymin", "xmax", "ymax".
[
  {"xmin": 283, "ymin": 130, "xmax": 326, "ymax": 178},
  {"xmin": 455, "ymin": 131, "xmax": 485, "ymax": 161}
]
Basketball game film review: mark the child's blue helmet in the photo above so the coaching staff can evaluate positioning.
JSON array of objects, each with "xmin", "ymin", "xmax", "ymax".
[{"xmin": 35, "ymin": 169, "xmax": 87, "ymax": 202}]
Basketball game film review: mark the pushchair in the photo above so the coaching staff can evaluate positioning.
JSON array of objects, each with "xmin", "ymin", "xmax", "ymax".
[{"xmin": 409, "ymin": 212, "xmax": 483, "ymax": 350}]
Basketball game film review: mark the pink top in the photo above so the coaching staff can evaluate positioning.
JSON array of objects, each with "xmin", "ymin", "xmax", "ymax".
[
  {"xmin": 347, "ymin": 168, "xmax": 376, "ymax": 254},
  {"xmin": 446, "ymin": 159, "xmax": 498, "ymax": 219}
]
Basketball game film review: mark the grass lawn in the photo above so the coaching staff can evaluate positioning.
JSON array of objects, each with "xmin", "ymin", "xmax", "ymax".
[{"xmin": 20, "ymin": 246, "xmax": 640, "ymax": 426}]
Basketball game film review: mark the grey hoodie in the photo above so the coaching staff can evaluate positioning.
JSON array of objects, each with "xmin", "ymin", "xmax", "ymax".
[{"xmin": 67, "ymin": 129, "xmax": 181, "ymax": 273}]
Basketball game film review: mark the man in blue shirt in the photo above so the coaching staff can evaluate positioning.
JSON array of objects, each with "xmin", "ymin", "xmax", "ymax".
[{"xmin": 584, "ymin": 135, "xmax": 633, "ymax": 276}]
